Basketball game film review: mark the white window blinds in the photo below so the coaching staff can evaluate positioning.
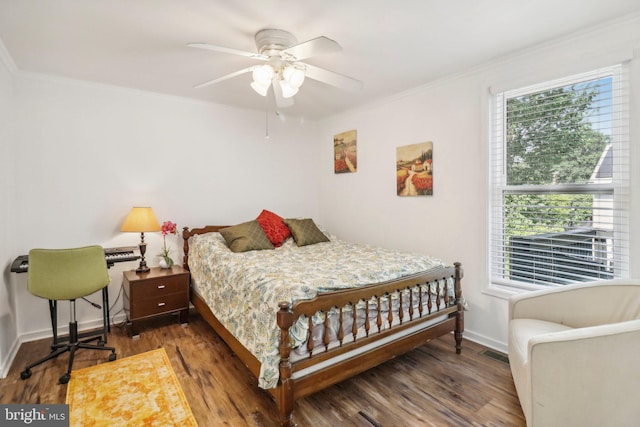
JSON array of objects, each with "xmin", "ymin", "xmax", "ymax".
[{"xmin": 489, "ymin": 65, "xmax": 629, "ymax": 288}]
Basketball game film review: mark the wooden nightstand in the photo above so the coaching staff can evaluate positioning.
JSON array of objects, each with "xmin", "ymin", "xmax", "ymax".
[{"xmin": 123, "ymin": 265, "xmax": 190, "ymax": 338}]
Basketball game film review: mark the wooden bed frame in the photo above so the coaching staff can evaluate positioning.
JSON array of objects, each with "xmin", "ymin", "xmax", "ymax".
[{"xmin": 183, "ymin": 225, "xmax": 464, "ymax": 426}]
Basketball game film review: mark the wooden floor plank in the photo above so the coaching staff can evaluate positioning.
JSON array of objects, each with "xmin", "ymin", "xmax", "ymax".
[{"xmin": 0, "ymin": 311, "xmax": 525, "ymax": 426}]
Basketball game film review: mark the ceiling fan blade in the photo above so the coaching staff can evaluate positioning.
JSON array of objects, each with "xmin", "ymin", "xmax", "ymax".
[
  {"xmin": 281, "ymin": 36, "xmax": 342, "ymax": 61},
  {"xmin": 302, "ymin": 63, "xmax": 363, "ymax": 92},
  {"xmin": 193, "ymin": 66, "xmax": 258, "ymax": 89},
  {"xmin": 272, "ymin": 81, "xmax": 294, "ymax": 109},
  {"xmin": 188, "ymin": 43, "xmax": 267, "ymax": 60}
]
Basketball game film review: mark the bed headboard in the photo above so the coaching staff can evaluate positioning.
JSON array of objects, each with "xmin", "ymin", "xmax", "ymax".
[{"xmin": 182, "ymin": 225, "xmax": 229, "ymax": 271}]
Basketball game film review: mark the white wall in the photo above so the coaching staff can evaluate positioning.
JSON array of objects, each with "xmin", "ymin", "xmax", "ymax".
[
  {"xmin": 0, "ymin": 41, "xmax": 18, "ymax": 377},
  {"xmin": 1, "ymin": 70, "xmax": 321, "ymax": 374},
  {"xmin": 317, "ymin": 16, "xmax": 640, "ymax": 352}
]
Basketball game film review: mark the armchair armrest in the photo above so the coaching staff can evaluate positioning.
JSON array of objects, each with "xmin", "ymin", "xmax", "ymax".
[
  {"xmin": 509, "ymin": 279, "xmax": 640, "ymax": 327},
  {"xmin": 526, "ymin": 319, "xmax": 640, "ymax": 426}
]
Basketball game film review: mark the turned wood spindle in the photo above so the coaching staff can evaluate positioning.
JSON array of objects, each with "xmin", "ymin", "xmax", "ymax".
[
  {"xmin": 352, "ymin": 302, "xmax": 358, "ymax": 341},
  {"xmin": 409, "ymin": 286, "xmax": 414, "ymax": 321},
  {"xmin": 376, "ymin": 295, "xmax": 383, "ymax": 332},
  {"xmin": 338, "ymin": 307, "xmax": 344, "ymax": 345},
  {"xmin": 323, "ymin": 310, "xmax": 331, "ymax": 351},
  {"xmin": 307, "ymin": 315, "xmax": 314, "ymax": 357},
  {"xmin": 444, "ymin": 279, "xmax": 449, "ymax": 307},
  {"xmin": 364, "ymin": 300, "xmax": 370, "ymax": 337}
]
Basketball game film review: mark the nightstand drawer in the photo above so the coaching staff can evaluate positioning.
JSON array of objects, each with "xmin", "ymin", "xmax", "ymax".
[
  {"xmin": 130, "ymin": 291, "xmax": 188, "ymax": 319},
  {"xmin": 130, "ymin": 275, "xmax": 186, "ymax": 298}
]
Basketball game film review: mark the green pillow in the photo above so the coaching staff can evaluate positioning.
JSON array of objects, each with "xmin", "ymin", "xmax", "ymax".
[
  {"xmin": 283, "ymin": 218, "xmax": 330, "ymax": 247},
  {"xmin": 219, "ymin": 220, "xmax": 274, "ymax": 253}
]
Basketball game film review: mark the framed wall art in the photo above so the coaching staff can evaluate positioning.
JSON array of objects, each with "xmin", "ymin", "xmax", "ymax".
[
  {"xmin": 396, "ymin": 141, "xmax": 433, "ymax": 196},
  {"xmin": 334, "ymin": 129, "xmax": 357, "ymax": 173}
]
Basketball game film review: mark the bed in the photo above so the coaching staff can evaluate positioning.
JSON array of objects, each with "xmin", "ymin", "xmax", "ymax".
[{"xmin": 182, "ymin": 219, "xmax": 464, "ymax": 426}]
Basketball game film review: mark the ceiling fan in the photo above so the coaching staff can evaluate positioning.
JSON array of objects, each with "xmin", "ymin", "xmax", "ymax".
[{"xmin": 189, "ymin": 29, "xmax": 363, "ymax": 108}]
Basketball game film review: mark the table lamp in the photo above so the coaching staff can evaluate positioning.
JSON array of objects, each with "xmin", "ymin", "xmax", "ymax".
[{"xmin": 121, "ymin": 206, "xmax": 161, "ymax": 273}]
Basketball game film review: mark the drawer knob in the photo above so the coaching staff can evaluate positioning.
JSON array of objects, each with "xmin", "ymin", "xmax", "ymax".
[
  {"xmin": 157, "ymin": 285, "xmax": 165, "ymax": 289},
  {"xmin": 157, "ymin": 302, "xmax": 166, "ymax": 307}
]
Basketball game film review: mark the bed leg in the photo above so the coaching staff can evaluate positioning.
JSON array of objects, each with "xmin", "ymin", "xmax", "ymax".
[
  {"xmin": 277, "ymin": 382, "xmax": 294, "ymax": 426},
  {"xmin": 277, "ymin": 302, "xmax": 295, "ymax": 426},
  {"xmin": 454, "ymin": 262, "xmax": 464, "ymax": 354},
  {"xmin": 455, "ymin": 307, "xmax": 464, "ymax": 354}
]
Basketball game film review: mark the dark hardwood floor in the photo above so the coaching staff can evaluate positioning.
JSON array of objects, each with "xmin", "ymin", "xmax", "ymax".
[{"xmin": 0, "ymin": 311, "xmax": 525, "ymax": 426}]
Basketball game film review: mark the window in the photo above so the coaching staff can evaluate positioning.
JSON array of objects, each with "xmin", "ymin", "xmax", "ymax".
[{"xmin": 490, "ymin": 65, "xmax": 629, "ymax": 289}]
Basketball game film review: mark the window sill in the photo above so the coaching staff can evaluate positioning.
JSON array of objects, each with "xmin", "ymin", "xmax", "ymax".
[
  {"xmin": 485, "ymin": 276, "xmax": 560, "ymax": 297},
  {"xmin": 482, "ymin": 283, "xmax": 525, "ymax": 301}
]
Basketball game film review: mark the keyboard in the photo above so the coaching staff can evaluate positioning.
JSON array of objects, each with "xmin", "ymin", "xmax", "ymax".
[
  {"xmin": 104, "ymin": 246, "xmax": 140, "ymax": 266},
  {"xmin": 10, "ymin": 246, "xmax": 141, "ymax": 273}
]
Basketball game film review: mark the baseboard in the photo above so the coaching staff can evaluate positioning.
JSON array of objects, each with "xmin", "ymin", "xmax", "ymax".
[
  {"xmin": 463, "ymin": 329, "xmax": 508, "ymax": 354},
  {"xmin": 0, "ymin": 336, "xmax": 21, "ymax": 378},
  {"xmin": 0, "ymin": 313, "xmax": 128, "ymax": 379}
]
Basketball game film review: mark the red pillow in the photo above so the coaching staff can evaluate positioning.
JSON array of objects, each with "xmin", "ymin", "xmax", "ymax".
[{"xmin": 256, "ymin": 210, "xmax": 291, "ymax": 247}]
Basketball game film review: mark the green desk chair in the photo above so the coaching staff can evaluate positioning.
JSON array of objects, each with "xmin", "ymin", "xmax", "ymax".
[{"xmin": 20, "ymin": 245, "xmax": 116, "ymax": 384}]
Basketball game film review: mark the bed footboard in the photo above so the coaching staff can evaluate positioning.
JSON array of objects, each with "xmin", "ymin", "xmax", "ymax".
[{"xmin": 275, "ymin": 262, "xmax": 464, "ymax": 426}]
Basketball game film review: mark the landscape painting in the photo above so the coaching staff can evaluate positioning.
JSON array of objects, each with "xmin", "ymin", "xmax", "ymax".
[
  {"xmin": 396, "ymin": 141, "xmax": 433, "ymax": 196},
  {"xmin": 334, "ymin": 129, "xmax": 357, "ymax": 173}
]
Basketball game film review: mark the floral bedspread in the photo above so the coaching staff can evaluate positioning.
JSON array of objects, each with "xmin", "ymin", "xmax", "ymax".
[{"xmin": 187, "ymin": 231, "xmax": 446, "ymax": 389}]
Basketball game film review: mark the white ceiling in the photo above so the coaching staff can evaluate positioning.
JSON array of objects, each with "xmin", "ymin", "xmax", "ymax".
[{"xmin": 1, "ymin": 0, "xmax": 639, "ymax": 120}]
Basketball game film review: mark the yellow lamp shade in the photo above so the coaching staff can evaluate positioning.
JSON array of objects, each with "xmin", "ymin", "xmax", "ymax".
[{"xmin": 120, "ymin": 207, "xmax": 161, "ymax": 232}]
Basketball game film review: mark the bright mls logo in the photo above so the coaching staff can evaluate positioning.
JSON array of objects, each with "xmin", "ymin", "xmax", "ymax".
[{"xmin": 1, "ymin": 404, "xmax": 68, "ymax": 426}]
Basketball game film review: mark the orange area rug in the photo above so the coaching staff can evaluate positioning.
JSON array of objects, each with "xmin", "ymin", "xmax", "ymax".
[{"xmin": 66, "ymin": 348, "xmax": 197, "ymax": 426}]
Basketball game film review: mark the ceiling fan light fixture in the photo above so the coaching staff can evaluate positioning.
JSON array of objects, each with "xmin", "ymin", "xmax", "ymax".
[
  {"xmin": 283, "ymin": 66, "xmax": 305, "ymax": 89},
  {"xmin": 279, "ymin": 79, "xmax": 299, "ymax": 98},
  {"xmin": 252, "ymin": 64, "xmax": 274, "ymax": 86},
  {"xmin": 250, "ymin": 64, "xmax": 274, "ymax": 96},
  {"xmin": 251, "ymin": 81, "xmax": 270, "ymax": 96}
]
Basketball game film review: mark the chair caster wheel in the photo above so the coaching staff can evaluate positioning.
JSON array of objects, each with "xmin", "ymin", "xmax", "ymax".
[
  {"xmin": 98, "ymin": 340, "xmax": 105, "ymax": 346},
  {"xmin": 20, "ymin": 370, "xmax": 31, "ymax": 380},
  {"xmin": 109, "ymin": 353, "xmax": 116, "ymax": 362},
  {"xmin": 59, "ymin": 373, "xmax": 70, "ymax": 384}
]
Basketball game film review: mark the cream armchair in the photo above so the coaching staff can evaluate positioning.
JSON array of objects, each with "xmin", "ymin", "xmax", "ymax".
[{"xmin": 508, "ymin": 279, "xmax": 640, "ymax": 427}]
